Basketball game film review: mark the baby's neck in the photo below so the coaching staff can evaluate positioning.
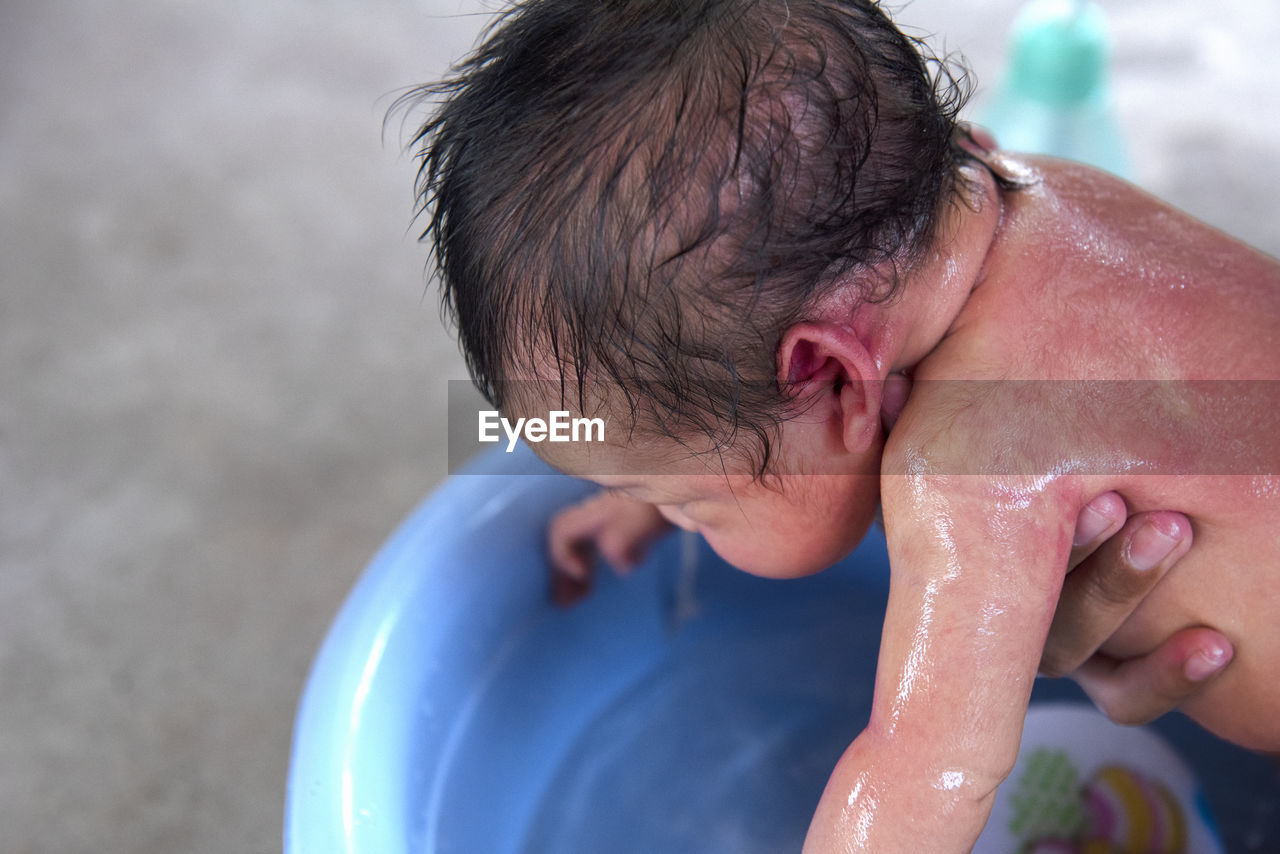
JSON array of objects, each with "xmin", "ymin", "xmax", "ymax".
[{"xmin": 873, "ymin": 166, "xmax": 1004, "ymax": 376}]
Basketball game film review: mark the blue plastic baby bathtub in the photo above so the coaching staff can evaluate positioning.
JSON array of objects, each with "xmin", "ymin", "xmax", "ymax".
[{"xmin": 287, "ymin": 445, "xmax": 1279, "ymax": 853}]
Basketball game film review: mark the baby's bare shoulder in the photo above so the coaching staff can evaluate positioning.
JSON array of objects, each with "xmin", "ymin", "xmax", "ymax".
[
  {"xmin": 903, "ymin": 157, "xmax": 1280, "ymax": 480},
  {"xmin": 948, "ymin": 157, "xmax": 1280, "ymax": 383}
]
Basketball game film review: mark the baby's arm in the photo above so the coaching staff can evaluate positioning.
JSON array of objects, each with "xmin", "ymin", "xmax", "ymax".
[{"xmin": 804, "ymin": 412, "xmax": 1086, "ymax": 853}]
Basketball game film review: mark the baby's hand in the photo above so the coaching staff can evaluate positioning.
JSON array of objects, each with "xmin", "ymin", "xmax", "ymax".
[{"xmin": 547, "ymin": 491, "xmax": 673, "ymax": 606}]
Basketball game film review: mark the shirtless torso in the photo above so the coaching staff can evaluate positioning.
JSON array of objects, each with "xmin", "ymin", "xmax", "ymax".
[
  {"xmin": 918, "ymin": 155, "xmax": 1280, "ymax": 748},
  {"xmin": 807, "ymin": 154, "xmax": 1280, "ymax": 853}
]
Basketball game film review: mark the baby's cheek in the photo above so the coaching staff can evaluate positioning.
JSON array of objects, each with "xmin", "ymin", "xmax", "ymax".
[
  {"xmin": 697, "ymin": 529, "xmax": 774, "ymax": 576},
  {"xmin": 699, "ymin": 497, "xmax": 872, "ymax": 578},
  {"xmin": 707, "ymin": 531, "xmax": 830, "ymax": 579}
]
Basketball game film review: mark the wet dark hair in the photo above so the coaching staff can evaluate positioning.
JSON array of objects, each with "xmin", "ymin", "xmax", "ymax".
[{"xmin": 397, "ymin": 0, "xmax": 972, "ymax": 471}]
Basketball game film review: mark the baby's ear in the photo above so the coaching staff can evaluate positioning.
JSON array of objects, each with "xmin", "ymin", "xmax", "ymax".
[{"xmin": 777, "ymin": 322, "xmax": 883, "ymax": 455}]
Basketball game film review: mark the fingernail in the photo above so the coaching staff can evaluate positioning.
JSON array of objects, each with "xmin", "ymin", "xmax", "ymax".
[
  {"xmin": 1185, "ymin": 643, "xmax": 1230, "ymax": 682},
  {"xmin": 1073, "ymin": 504, "xmax": 1112, "ymax": 546},
  {"xmin": 1127, "ymin": 519, "xmax": 1180, "ymax": 571}
]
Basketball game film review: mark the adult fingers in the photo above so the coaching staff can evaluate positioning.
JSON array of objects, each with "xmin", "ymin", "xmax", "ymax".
[
  {"xmin": 1041, "ymin": 510, "xmax": 1192, "ymax": 677},
  {"xmin": 1073, "ymin": 627, "xmax": 1234, "ymax": 726},
  {"xmin": 1067, "ymin": 491, "xmax": 1126, "ymax": 570}
]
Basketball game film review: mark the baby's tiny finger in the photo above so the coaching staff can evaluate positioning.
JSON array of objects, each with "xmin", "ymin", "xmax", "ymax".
[
  {"xmin": 547, "ymin": 528, "xmax": 598, "ymax": 606},
  {"xmin": 547, "ymin": 506, "xmax": 605, "ymax": 606},
  {"xmin": 547, "ymin": 515, "xmax": 590, "ymax": 577},
  {"xmin": 550, "ymin": 562, "xmax": 593, "ymax": 607},
  {"xmin": 596, "ymin": 528, "xmax": 642, "ymax": 575}
]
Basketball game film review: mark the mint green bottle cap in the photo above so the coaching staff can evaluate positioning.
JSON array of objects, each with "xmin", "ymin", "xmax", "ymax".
[{"xmin": 1006, "ymin": 0, "xmax": 1111, "ymax": 106}]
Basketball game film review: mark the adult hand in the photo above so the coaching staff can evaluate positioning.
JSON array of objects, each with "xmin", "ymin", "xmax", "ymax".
[
  {"xmin": 884, "ymin": 373, "xmax": 1233, "ymax": 725},
  {"xmin": 1048, "ymin": 492, "xmax": 1233, "ymax": 724}
]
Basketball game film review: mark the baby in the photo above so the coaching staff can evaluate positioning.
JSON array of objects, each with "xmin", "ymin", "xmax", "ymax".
[{"xmin": 402, "ymin": 0, "xmax": 1278, "ymax": 850}]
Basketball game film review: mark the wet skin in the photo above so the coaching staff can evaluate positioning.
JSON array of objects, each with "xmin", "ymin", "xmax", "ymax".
[
  {"xmin": 806, "ymin": 158, "xmax": 1280, "ymax": 853},
  {"xmin": 536, "ymin": 153, "xmax": 1280, "ymax": 853}
]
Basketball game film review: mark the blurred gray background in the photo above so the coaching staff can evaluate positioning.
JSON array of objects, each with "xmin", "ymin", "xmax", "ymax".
[{"xmin": 2, "ymin": 1, "xmax": 1277, "ymax": 851}]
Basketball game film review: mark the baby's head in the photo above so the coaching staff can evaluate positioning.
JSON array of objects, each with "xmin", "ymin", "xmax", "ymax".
[{"xmin": 404, "ymin": 0, "xmax": 974, "ymax": 573}]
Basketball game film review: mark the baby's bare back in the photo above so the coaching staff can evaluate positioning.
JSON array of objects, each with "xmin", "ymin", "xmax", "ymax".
[{"xmin": 925, "ymin": 157, "xmax": 1280, "ymax": 749}]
